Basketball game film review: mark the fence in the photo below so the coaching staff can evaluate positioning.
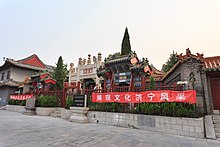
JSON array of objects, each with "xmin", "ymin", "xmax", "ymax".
[
  {"xmin": 31, "ymin": 90, "xmax": 64, "ymax": 107},
  {"xmin": 85, "ymin": 83, "xmax": 185, "ymax": 94},
  {"xmin": 26, "ymin": 83, "xmax": 186, "ymax": 108},
  {"xmin": 80, "ymin": 83, "xmax": 195, "ymax": 116}
]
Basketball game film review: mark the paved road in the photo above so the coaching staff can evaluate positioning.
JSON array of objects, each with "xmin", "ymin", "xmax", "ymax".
[{"xmin": 0, "ymin": 111, "xmax": 220, "ymax": 147}]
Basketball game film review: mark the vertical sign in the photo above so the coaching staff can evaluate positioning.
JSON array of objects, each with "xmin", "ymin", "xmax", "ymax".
[{"xmin": 73, "ymin": 95, "xmax": 87, "ymax": 107}]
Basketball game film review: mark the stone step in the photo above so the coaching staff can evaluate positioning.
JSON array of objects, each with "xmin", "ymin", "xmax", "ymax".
[
  {"xmin": 213, "ymin": 119, "xmax": 220, "ymax": 124},
  {"xmin": 214, "ymin": 124, "xmax": 220, "ymax": 128},
  {"xmin": 53, "ymin": 110, "xmax": 61, "ymax": 114},
  {"xmin": 50, "ymin": 113, "xmax": 61, "ymax": 118},
  {"xmin": 213, "ymin": 110, "xmax": 220, "ymax": 115},
  {"xmin": 215, "ymin": 128, "xmax": 220, "ymax": 133},
  {"xmin": 50, "ymin": 113, "xmax": 58, "ymax": 117},
  {"xmin": 215, "ymin": 133, "xmax": 220, "ymax": 138},
  {"xmin": 212, "ymin": 115, "xmax": 220, "ymax": 120}
]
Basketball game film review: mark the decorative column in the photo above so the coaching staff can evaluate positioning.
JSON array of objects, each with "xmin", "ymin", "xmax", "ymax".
[
  {"xmin": 77, "ymin": 81, "xmax": 81, "ymax": 94},
  {"xmin": 141, "ymin": 76, "xmax": 146, "ymax": 91},
  {"xmin": 78, "ymin": 58, "xmax": 82, "ymax": 66},
  {"xmin": 129, "ymin": 72, "xmax": 134, "ymax": 92},
  {"xmin": 61, "ymin": 87, "xmax": 66, "ymax": 108},
  {"xmin": 111, "ymin": 72, "xmax": 115, "ymax": 92},
  {"xmin": 104, "ymin": 79, "xmax": 107, "ymax": 92},
  {"xmin": 87, "ymin": 54, "xmax": 91, "ymax": 64}
]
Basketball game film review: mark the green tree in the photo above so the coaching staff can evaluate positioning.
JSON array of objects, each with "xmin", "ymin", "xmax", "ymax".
[
  {"xmin": 121, "ymin": 28, "xmax": 132, "ymax": 55},
  {"xmin": 53, "ymin": 56, "xmax": 67, "ymax": 90},
  {"xmin": 162, "ymin": 51, "xmax": 179, "ymax": 73},
  {"xmin": 112, "ymin": 52, "xmax": 121, "ymax": 58},
  {"xmin": 149, "ymin": 76, "xmax": 156, "ymax": 90}
]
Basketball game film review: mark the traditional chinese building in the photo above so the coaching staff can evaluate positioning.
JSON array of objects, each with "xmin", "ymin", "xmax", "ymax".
[
  {"xmin": 0, "ymin": 54, "xmax": 54, "ymax": 106},
  {"xmin": 162, "ymin": 48, "xmax": 220, "ymax": 114},
  {"xmin": 96, "ymin": 28, "xmax": 161, "ymax": 92},
  {"xmin": 97, "ymin": 51, "xmax": 154, "ymax": 92},
  {"xmin": 68, "ymin": 53, "xmax": 103, "ymax": 90}
]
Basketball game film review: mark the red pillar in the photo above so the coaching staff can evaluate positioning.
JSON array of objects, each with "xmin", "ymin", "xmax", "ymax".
[
  {"xmin": 141, "ymin": 76, "xmax": 146, "ymax": 91},
  {"xmin": 111, "ymin": 73, "xmax": 115, "ymax": 92},
  {"xmin": 104, "ymin": 79, "xmax": 107, "ymax": 92},
  {"xmin": 129, "ymin": 72, "xmax": 134, "ymax": 92},
  {"xmin": 61, "ymin": 88, "xmax": 66, "ymax": 108},
  {"xmin": 77, "ymin": 81, "xmax": 81, "ymax": 94}
]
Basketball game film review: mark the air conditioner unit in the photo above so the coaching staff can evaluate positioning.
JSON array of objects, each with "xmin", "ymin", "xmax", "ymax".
[{"xmin": 15, "ymin": 90, "xmax": 20, "ymax": 94}]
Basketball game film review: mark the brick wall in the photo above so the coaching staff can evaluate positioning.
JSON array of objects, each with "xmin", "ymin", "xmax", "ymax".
[{"xmin": 163, "ymin": 58, "xmax": 206, "ymax": 115}]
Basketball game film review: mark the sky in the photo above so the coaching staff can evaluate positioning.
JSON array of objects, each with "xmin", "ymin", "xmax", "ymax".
[{"xmin": 0, "ymin": 0, "xmax": 220, "ymax": 70}]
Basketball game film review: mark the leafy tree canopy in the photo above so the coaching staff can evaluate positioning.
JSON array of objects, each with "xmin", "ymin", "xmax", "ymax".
[{"xmin": 162, "ymin": 51, "xmax": 179, "ymax": 73}]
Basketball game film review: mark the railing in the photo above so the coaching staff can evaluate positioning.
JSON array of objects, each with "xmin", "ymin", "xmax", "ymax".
[
  {"xmin": 146, "ymin": 83, "xmax": 184, "ymax": 91},
  {"xmin": 70, "ymin": 83, "xmax": 185, "ymax": 97},
  {"xmin": 24, "ymin": 83, "xmax": 186, "ymax": 108},
  {"xmin": 115, "ymin": 86, "xmax": 130, "ymax": 92},
  {"xmin": 30, "ymin": 90, "xmax": 64, "ymax": 107}
]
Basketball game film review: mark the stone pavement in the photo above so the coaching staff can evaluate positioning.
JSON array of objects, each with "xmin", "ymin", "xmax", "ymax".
[{"xmin": 0, "ymin": 111, "xmax": 220, "ymax": 147}]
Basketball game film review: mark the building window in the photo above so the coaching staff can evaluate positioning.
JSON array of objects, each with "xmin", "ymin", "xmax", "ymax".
[
  {"xmin": 1, "ymin": 72, "xmax": 5, "ymax": 81},
  {"xmin": 7, "ymin": 71, "xmax": 11, "ymax": 79}
]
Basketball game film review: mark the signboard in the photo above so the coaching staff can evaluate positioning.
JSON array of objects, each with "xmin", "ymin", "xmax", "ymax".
[
  {"xmin": 25, "ymin": 97, "xmax": 36, "ymax": 109},
  {"xmin": 92, "ymin": 90, "xmax": 196, "ymax": 103},
  {"xmin": 73, "ymin": 95, "xmax": 87, "ymax": 107}
]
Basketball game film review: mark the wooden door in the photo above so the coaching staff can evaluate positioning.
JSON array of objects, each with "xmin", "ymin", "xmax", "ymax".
[{"xmin": 211, "ymin": 77, "xmax": 220, "ymax": 110}]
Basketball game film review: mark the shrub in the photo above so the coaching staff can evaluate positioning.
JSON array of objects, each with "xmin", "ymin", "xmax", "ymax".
[
  {"xmin": 136, "ymin": 102, "xmax": 197, "ymax": 117},
  {"xmin": 66, "ymin": 96, "xmax": 73, "ymax": 109},
  {"xmin": 8, "ymin": 99, "xmax": 26, "ymax": 106},
  {"xmin": 149, "ymin": 76, "xmax": 156, "ymax": 90},
  {"xmin": 89, "ymin": 98, "xmax": 198, "ymax": 118},
  {"xmin": 36, "ymin": 95, "xmax": 57, "ymax": 107},
  {"xmin": 20, "ymin": 100, "xmax": 26, "ymax": 106}
]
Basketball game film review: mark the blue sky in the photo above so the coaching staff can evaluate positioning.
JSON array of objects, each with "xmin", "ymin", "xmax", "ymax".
[{"xmin": 1, "ymin": 0, "xmax": 220, "ymax": 69}]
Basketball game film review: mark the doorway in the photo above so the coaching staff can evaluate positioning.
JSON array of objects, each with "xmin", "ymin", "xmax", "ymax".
[{"xmin": 211, "ymin": 77, "xmax": 220, "ymax": 110}]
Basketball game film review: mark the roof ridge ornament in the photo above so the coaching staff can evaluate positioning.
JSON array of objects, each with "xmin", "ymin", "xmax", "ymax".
[{"xmin": 177, "ymin": 48, "xmax": 204, "ymax": 62}]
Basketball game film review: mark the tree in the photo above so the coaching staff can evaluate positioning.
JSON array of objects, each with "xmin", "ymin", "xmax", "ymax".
[
  {"xmin": 121, "ymin": 28, "xmax": 132, "ymax": 55},
  {"xmin": 149, "ymin": 76, "xmax": 156, "ymax": 90},
  {"xmin": 53, "ymin": 56, "xmax": 67, "ymax": 90},
  {"xmin": 162, "ymin": 51, "xmax": 179, "ymax": 73}
]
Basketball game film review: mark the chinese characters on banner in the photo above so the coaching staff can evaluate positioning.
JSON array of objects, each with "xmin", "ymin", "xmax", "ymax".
[
  {"xmin": 92, "ymin": 90, "xmax": 196, "ymax": 103},
  {"xmin": 10, "ymin": 94, "xmax": 34, "ymax": 100}
]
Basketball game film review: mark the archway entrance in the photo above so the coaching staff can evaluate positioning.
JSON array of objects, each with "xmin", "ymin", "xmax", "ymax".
[{"xmin": 84, "ymin": 78, "xmax": 96, "ymax": 89}]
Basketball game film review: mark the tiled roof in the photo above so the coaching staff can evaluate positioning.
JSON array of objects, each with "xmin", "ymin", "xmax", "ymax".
[
  {"xmin": 7, "ymin": 59, "xmax": 46, "ymax": 71},
  {"xmin": 105, "ymin": 56, "xmax": 130, "ymax": 64},
  {"xmin": 1, "ymin": 54, "xmax": 53, "ymax": 71},
  {"xmin": 203, "ymin": 56, "xmax": 220, "ymax": 70},
  {"xmin": 147, "ymin": 64, "xmax": 164, "ymax": 82},
  {"xmin": 161, "ymin": 61, "xmax": 181, "ymax": 81},
  {"xmin": 162, "ymin": 48, "xmax": 204, "ymax": 80},
  {"xmin": 162, "ymin": 49, "xmax": 220, "ymax": 81},
  {"xmin": 0, "ymin": 80, "xmax": 19, "ymax": 87},
  {"xmin": 18, "ymin": 54, "xmax": 46, "ymax": 68}
]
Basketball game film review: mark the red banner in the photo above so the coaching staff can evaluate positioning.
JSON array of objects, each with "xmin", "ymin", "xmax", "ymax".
[
  {"xmin": 92, "ymin": 90, "xmax": 196, "ymax": 103},
  {"xmin": 10, "ymin": 94, "xmax": 34, "ymax": 100}
]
